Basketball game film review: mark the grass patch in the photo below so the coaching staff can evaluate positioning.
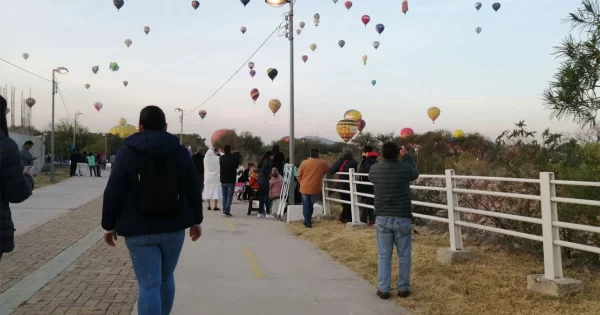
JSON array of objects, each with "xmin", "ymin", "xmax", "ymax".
[
  {"xmin": 289, "ymin": 220, "xmax": 600, "ymax": 315},
  {"xmin": 34, "ymin": 166, "xmax": 70, "ymax": 189}
]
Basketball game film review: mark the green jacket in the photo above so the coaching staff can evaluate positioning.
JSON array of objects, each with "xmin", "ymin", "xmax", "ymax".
[{"xmin": 368, "ymin": 155, "xmax": 419, "ymax": 218}]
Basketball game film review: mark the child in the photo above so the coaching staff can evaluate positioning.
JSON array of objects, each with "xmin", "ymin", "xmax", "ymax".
[{"xmin": 248, "ymin": 167, "xmax": 260, "ymax": 191}]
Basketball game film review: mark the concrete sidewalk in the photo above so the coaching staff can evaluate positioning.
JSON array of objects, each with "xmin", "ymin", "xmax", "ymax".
[
  {"xmin": 11, "ymin": 173, "xmax": 109, "ymax": 236},
  {"xmin": 137, "ymin": 202, "xmax": 411, "ymax": 315}
]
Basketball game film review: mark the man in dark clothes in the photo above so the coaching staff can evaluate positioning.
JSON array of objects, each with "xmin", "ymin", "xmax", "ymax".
[
  {"xmin": 192, "ymin": 148, "xmax": 205, "ymax": 195},
  {"xmin": 219, "ymin": 145, "xmax": 240, "ymax": 217},
  {"xmin": 69, "ymin": 149, "xmax": 80, "ymax": 177},
  {"xmin": 271, "ymin": 144, "xmax": 285, "ymax": 175},
  {"xmin": 358, "ymin": 145, "xmax": 379, "ymax": 225}
]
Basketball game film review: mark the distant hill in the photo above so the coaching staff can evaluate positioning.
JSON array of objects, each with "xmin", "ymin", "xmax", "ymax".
[{"xmin": 300, "ymin": 136, "xmax": 337, "ymax": 145}]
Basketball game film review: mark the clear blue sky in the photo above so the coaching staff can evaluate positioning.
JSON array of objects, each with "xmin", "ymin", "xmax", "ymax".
[{"xmin": 0, "ymin": 0, "xmax": 583, "ymax": 142}]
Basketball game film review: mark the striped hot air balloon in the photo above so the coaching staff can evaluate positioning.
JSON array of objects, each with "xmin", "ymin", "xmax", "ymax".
[
  {"xmin": 250, "ymin": 88, "xmax": 259, "ymax": 103},
  {"xmin": 268, "ymin": 99, "xmax": 281, "ymax": 115},
  {"xmin": 336, "ymin": 119, "xmax": 358, "ymax": 143}
]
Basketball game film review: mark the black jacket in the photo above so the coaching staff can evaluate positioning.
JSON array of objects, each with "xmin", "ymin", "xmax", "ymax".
[
  {"xmin": 329, "ymin": 157, "xmax": 359, "ymax": 191},
  {"xmin": 101, "ymin": 130, "xmax": 203, "ymax": 237},
  {"xmin": 258, "ymin": 159, "xmax": 272, "ymax": 185},
  {"xmin": 192, "ymin": 153, "xmax": 205, "ymax": 175},
  {"xmin": 272, "ymin": 151, "xmax": 285, "ymax": 175},
  {"xmin": 1, "ymin": 131, "xmax": 34, "ymax": 254},
  {"xmin": 219, "ymin": 153, "xmax": 239, "ymax": 184},
  {"xmin": 357, "ymin": 152, "xmax": 379, "ymax": 195},
  {"xmin": 368, "ymin": 155, "xmax": 419, "ymax": 218}
]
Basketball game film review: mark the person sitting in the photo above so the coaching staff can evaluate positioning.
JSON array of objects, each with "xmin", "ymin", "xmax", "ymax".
[{"xmin": 248, "ymin": 167, "xmax": 260, "ymax": 191}]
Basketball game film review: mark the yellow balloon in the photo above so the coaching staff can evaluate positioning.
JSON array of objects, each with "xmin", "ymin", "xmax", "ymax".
[
  {"xmin": 109, "ymin": 118, "xmax": 138, "ymax": 138},
  {"xmin": 343, "ymin": 109, "xmax": 362, "ymax": 122},
  {"xmin": 427, "ymin": 107, "xmax": 440, "ymax": 123},
  {"xmin": 310, "ymin": 43, "xmax": 317, "ymax": 52},
  {"xmin": 118, "ymin": 118, "xmax": 127, "ymax": 125},
  {"xmin": 336, "ymin": 119, "xmax": 358, "ymax": 143},
  {"xmin": 453, "ymin": 129, "xmax": 465, "ymax": 139}
]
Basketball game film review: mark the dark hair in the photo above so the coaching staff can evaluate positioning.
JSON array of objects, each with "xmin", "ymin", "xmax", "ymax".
[
  {"xmin": 24, "ymin": 140, "xmax": 34, "ymax": 146},
  {"xmin": 382, "ymin": 142, "xmax": 399, "ymax": 160},
  {"xmin": 224, "ymin": 145, "xmax": 232, "ymax": 154},
  {"xmin": 362, "ymin": 145, "xmax": 373, "ymax": 153},
  {"xmin": 310, "ymin": 148, "xmax": 320, "ymax": 158},
  {"xmin": 0, "ymin": 96, "xmax": 8, "ymax": 137},
  {"xmin": 139, "ymin": 105, "xmax": 166, "ymax": 131},
  {"xmin": 272, "ymin": 144, "xmax": 280, "ymax": 153},
  {"xmin": 258, "ymin": 151, "xmax": 274, "ymax": 168}
]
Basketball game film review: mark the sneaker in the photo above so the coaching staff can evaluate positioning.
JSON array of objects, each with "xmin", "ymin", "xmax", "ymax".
[
  {"xmin": 376, "ymin": 290, "xmax": 391, "ymax": 300},
  {"xmin": 266, "ymin": 214, "xmax": 274, "ymax": 219},
  {"xmin": 257, "ymin": 213, "xmax": 263, "ymax": 218},
  {"xmin": 222, "ymin": 213, "xmax": 227, "ymax": 217},
  {"xmin": 397, "ymin": 290, "xmax": 410, "ymax": 298},
  {"xmin": 208, "ymin": 207, "xmax": 212, "ymax": 210},
  {"xmin": 226, "ymin": 213, "xmax": 233, "ymax": 217}
]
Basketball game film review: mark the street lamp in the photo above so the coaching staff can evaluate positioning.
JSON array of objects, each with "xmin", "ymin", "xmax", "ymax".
[
  {"xmin": 266, "ymin": 0, "xmax": 296, "ymax": 205},
  {"xmin": 174, "ymin": 108, "xmax": 184, "ymax": 144},
  {"xmin": 72, "ymin": 111, "xmax": 83, "ymax": 151},
  {"xmin": 50, "ymin": 66, "xmax": 69, "ymax": 183}
]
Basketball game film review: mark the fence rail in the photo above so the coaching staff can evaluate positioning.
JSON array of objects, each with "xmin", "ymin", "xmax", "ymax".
[{"xmin": 322, "ymin": 169, "xmax": 600, "ymax": 281}]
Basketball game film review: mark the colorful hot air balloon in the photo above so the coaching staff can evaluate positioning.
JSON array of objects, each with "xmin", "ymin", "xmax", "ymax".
[
  {"xmin": 373, "ymin": 41, "xmax": 380, "ymax": 50},
  {"xmin": 344, "ymin": 1, "xmax": 352, "ymax": 10},
  {"xmin": 375, "ymin": 23, "xmax": 385, "ymax": 35},
  {"xmin": 85, "ymin": 84, "xmax": 90, "ymax": 90},
  {"xmin": 92, "ymin": 66, "xmax": 99, "ymax": 74},
  {"xmin": 114, "ymin": 0, "xmax": 124, "ymax": 11},
  {"xmin": 267, "ymin": 68, "xmax": 278, "ymax": 82},
  {"xmin": 109, "ymin": 62, "xmax": 120, "ymax": 72},
  {"xmin": 199, "ymin": 110, "xmax": 207, "ymax": 120},
  {"xmin": 492, "ymin": 2, "xmax": 501, "ymax": 12},
  {"xmin": 94, "ymin": 102, "xmax": 103, "ymax": 112},
  {"xmin": 427, "ymin": 107, "xmax": 441, "ymax": 123},
  {"xmin": 296, "ymin": 29, "xmax": 301, "ymax": 36},
  {"xmin": 211, "ymin": 129, "xmax": 235, "ymax": 147},
  {"xmin": 299, "ymin": 21, "xmax": 305, "ymax": 28},
  {"xmin": 192, "ymin": 0, "xmax": 200, "ymax": 10},
  {"xmin": 338, "ymin": 40, "xmax": 345, "ymax": 49},
  {"xmin": 476, "ymin": 27, "xmax": 482, "ymax": 34},
  {"xmin": 336, "ymin": 119, "xmax": 358, "ymax": 143},
  {"xmin": 310, "ymin": 43, "xmax": 317, "ymax": 52},
  {"xmin": 357, "ymin": 119, "xmax": 366, "ymax": 133},
  {"xmin": 302, "ymin": 55, "xmax": 308, "ymax": 63},
  {"xmin": 248, "ymin": 62, "xmax": 255, "ymax": 70},
  {"xmin": 123, "ymin": 81, "xmax": 129, "ymax": 87},
  {"xmin": 402, "ymin": 0, "xmax": 408, "ymax": 14},
  {"xmin": 25, "ymin": 98, "xmax": 36, "ymax": 108},
  {"xmin": 344, "ymin": 109, "xmax": 362, "ymax": 122},
  {"xmin": 268, "ymin": 99, "xmax": 281, "ymax": 115},
  {"xmin": 240, "ymin": 0, "xmax": 250, "ymax": 7},
  {"xmin": 474, "ymin": 2, "xmax": 482, "ymax": 11},
  {"xmin": 314, "ymin": 13, "xmax": 320, "ymax": 27},
  {"xmin": 124, "ymin": 39, "xmax": 132, "ymax": 48},
  {"xmin": 22, "ymin": 53, "xmax": 29, "ymax": 60},
  {"xmin": 361, "ymin": 15, "xmax": 371, "ymax": 26},
  {"xmin": 240, "ymin": 26, "xmax": 247, "ymax": 34},
  {"xmin": 144, "ymin": 26, "xmax": 150, "ymax": 35},
  {"xmin": 280, "ymin": 136, "xmax": 290, "ymax": 142},
  {"xmin": 453, "ymin": 129, "xmax": 465, "ymax": 139},
  {"xmin": 371, "ymin": 80, "xmax": 376, "ymax": 87},
  {"xmin": 249, "ymin": 69, "xmax": 256, "ymax": 78},
  {"xmin": 362, "ymin": 55, "xmax": 368, "ymax": 66},
  {"xmin": 400, "ymin": 128, "xmax": 414, "ymax": 139},
  {"xmin": 250, "ymin": 88, "xmax": 260, "ymax": 103}
]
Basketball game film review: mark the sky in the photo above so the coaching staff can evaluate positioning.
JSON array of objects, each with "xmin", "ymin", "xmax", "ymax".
[{"xmin": 0, "ymin": 0, "xmax": 585, "ymax": 143}]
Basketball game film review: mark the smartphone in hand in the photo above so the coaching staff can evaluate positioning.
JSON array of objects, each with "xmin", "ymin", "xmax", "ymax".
[{"xmin": 23, "ymin": 166, "xmax": 33, "ymax": 175}]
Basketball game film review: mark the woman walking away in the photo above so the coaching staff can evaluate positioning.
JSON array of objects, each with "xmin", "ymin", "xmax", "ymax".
[
  {"xmin": 203, "ymin": 148, "xmax": 221, "ymax": 211},
  {"xmin": 330, "ymin": 148, "xmax": 358, "ymax": 223},
  {"xmin": 0, "ymin": 96, "xmax": 34, "ymax": 261},
  {"xmin": 269, "ymin": 168, "xmax": 284, "ymax": 217},
  {"xmin": 257, "ymin": 151, "xmax": 274, "ymax": 218},
  {"xmin": 87, "ymin": 152, "xmax": 97, "ymax": 177}
]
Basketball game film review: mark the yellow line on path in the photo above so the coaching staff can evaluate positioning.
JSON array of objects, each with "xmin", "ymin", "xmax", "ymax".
[
  {"xmin": 224, "ymin": 217, "xmax": 236, "ymax": 231},
  {"xmin": 243, "ymin": 246, "xmax": 265, "ymax": 279}
]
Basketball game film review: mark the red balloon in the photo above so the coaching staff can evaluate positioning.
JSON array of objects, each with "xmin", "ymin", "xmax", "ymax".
[
  {"xmin": 280, "ymin": 136, "xmax": 290, "ymax": 142},
  {"xmin": 400, "ymin": 128, "xmax": 414, "ymax": 139},
  {"xmin": 357, "ymin": 119, "xmax": 366, "ymax": 132},
  {"xmin": 301, "ymin": 55, "xmax": 308, "ymax": 63},
  {"xmin": 344, "ymin": 1, "xmax": 352, "ymax": 10},
  {"xmin": 361, "ymin": 15, "xmax": 371, "ymax": 26},
  {"xmin": 211, "ymin": 129, "xmax": 234, "ymax": 147}
]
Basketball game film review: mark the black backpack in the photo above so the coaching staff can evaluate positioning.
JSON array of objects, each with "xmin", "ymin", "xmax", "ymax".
[{"xmin": 134, "ymin": 152, "xmax": 183, "ymax": 219}]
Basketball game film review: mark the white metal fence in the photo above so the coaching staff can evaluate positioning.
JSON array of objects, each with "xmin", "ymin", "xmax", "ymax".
[{"xmin": 322, "ymin": 169, "xmax": 600, "ymax": 281}]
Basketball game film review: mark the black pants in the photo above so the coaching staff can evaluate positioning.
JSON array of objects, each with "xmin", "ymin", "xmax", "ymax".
[
  {"xmin": 360, "ymin": 196, "xmax": 375, "ymax": 224},
  {"xmin": 70, "ymin": 163, "xmax": 77, "ymax": 177},
  {"xmin": 96, "ymin": 165, "xmax": 101, "ymax": 177},
  {"xmin": 339, "ymin": 192, "xmax": 352, "ymax": 222},
  {"xmin": 89, "ymin": 166, "xmax": 96, "ymax": 177}
]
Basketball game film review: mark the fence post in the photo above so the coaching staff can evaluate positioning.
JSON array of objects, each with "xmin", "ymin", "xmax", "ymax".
[
  {"xmin": 539, "ymin": 172, "xmax": 563, "ymax": 280},
  {"xmin": 349, "ymin": 168, "xmax": 359, "ymax": 224},
  {"xmin": 445, "ymin": 169, "xmax": 463, "ymax": 251},
  {"xmin": 321, "ymin": 175, "xmax": 330, "ymax": 216}
]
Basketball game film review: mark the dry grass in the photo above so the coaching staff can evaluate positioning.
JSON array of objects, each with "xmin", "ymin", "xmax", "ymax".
[
  {"xmin": 34, "ymin": 167, "xmax": 70, "ymax": 189},
  {"xmin": 289, "ymin": 220, "xmax": 600, "ymax": 315}
]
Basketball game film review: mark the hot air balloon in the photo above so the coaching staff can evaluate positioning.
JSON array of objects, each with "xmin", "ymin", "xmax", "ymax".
[
  {"xmin": 267, "ymin": 68, "xmax": 278, "ymax": 82},
  {"xmin": 124, "ymin": 39, "xmax": 132, "ymax": 48},
  {"xmin": 338, "ymin": 40, "xmax": 345, "ymax": 49},
  {"xmin": 402, "ymin": 0, "xmax": 408, "ymax": 14},
  {"xmin": 371, "ymin": 80, "xmax": 376, "ymax": 87},
  {"xmin": 123, "ymin": 81, "xmax": 129, "ymax": 87},
  {"xmin": 109, "ymin": 62, "xmax": 120, "ymax": 72},
  {"xmin": 250, "ymin": 88, "xmax": 260, "ymax": 103},
  {"xmin": 248, "ymin": 62, "xmax": 255, "ymax": 70},
  {"xmin": 376, "ymin": 23, "xmax": 385, "ymax": 35},
  {"xmin": 373, "ymin": 41, "xmax": 380, "ymax": 50},
  {"xmin": 299, "ymin": 21, "xmax": 305, "ymax": 28},
  {"xmin": 192, "ymin": 0, "xmax": 200, "ymax": 10},
  {"xmin": 268, "ymin": 99, "xmax": 281, "ymax": 115},
  {"xmin": 344, "ymin": 1, "xmax": 352, "ymax": 10},
  {"xmin": 22, "ymin": 53, "xmax": 29, "ymax": 61},
  {"xmin": 357, "ymin": 119, "xmax": 366, "ymax": 132},
  {"xmin": 361, "ymin": 15, "xmax": 371, "ymax": 26},
  {"xmin": 109, "ymin": 118, "xmax": 138, "ymax": 138},
  {"xmin": 474, "ymin": 2, "xmax": 482, "ymax": 11},
  {"xmin": 427, "ymin": 107, "xmax": 440, "ymax": 123},
  {"xmin": 296, "ymin": 29, "xmax": 301, "ymax": 35},
  {"xmin": 211, "ymin": 129, "xmax": 235, "ymax": 147},
  {"xmin": 453, "ymin": 129, "xmax": 465, "ymax": 139},
  {"xmin": 85, "ymin": 84, "xmax": 90, "ymax": 90},
  {"xmin": 199, "ymin": 110, "xmax": 207, "ymax": 120},
  {"xmin": 302, "ymin": 55, "xmax": 308, "ymax": 63},
  {"xmin": 114, "ymin": 0, "xmax": 124, "ymax": 11},
  {"xmin": 362, "ymin": 55, "xmax": 368, "ymax": 66},
  {"xmin": 144, "ymin": 26, "xmax": 150, "ymax": 35},
  {"xmin": 249, "ymin": 69, "xmax": 256, "ymax": 78},
  {"xmin": 314, "ymin": 13, "xmax": 320, "ymax": 27},
  {"xmin": 94, "ymin": 102, "xmax": 103, "ymax": 112},
  {"xmin": 92, "ymin": 66, "xmax": 99, "ymax": 74},
  {"xmin": 25, "ymin": 98, "xmax": 36, "ymax": 108},
  {"xmin": 336, "ymin": 120, "xmax": 358, "ymax": 143},
  {"xmin": 492, "ymin": 2, "xmax": 501, "ymax": 12},
  {"xmin": 241, "ymin": 0, "xmax": 250, "ymax": 7},
  {"xmin": 476, "ymin": 27, "xmax": 482, "ymax": 34},
  {"xmin": 400, "ymin": 128, "xmax": 414, "ymax": 139},
  {"xmin": 310, "ymin": 43, "xmax": 317, "ymax": 52},
  {"xmin": 280, "ymin": 136, "xmax": 290, "ymax": 142},
  {"xmin": 240, "ymin": 26, "xmax": 247, "ymax": 34},
  {"xmin": 344, "ymin": 109, "xmax": 362, "ymax": 122}
]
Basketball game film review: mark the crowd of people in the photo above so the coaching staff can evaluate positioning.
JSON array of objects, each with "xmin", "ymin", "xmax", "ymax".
[{"xmin": 68, "ymin": 150, "xmax": 111, "ymax": 177}]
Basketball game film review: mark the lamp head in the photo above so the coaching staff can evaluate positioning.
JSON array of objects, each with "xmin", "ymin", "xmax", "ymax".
[
  {"xmin": 54, "ymin": 67, "xmax": 69, "ymax": 74},
  {"xmin": 174, "ymin": 108, "xmax": 183, "ymax": 112},
  {"xmin": 265, "ymin": 0, "xmax": 288, "ymax": 7}
]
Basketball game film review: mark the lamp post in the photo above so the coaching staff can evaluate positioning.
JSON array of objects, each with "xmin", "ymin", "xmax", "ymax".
[
  {"xmin": 266, "ymin": 0, "xmax": 296, "ymax": 205},
  {"xmin": 174, "ymin": 108, "xmax": 184, "ymax": 144},
  {"xmin": 51, "ymin": 67, "xmax": 69, "ymax": 183},
  {"xmin": 72, "ymin": 111, "xmax": 83, "ymax": 151}
]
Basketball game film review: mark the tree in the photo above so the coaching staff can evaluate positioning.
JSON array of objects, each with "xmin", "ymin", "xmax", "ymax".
[{"xmin": 543, "ymin": 0, "xmax": 600, "ymax": 127}]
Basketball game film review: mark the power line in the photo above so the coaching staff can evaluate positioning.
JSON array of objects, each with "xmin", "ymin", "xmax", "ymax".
[
  {"xmin": 55, "ymin": 80, "xmax": 71, "ymax": 117},
  {"xmin": 0, "ymin": 57, "xmax": 51, "ymax": 82}
]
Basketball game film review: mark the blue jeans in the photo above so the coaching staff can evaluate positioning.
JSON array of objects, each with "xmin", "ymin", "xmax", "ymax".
[
  {"xmin": 221, "ymin": 183, "xmax": 235, "ymax": 215},
  {"xmin": 125, "ymin": 230, "xmax": 186, "ymax": 315},
  {"xmin": 302, "ymin": 194, "xmax": 319, "ymax": 226},
  {"xmin": 376, "ymin": 216, "xmax": 412, "ymax": 293},
  {"xmin": 258, "ymin": 183, "xmax": 270, "ymax": 215}
]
